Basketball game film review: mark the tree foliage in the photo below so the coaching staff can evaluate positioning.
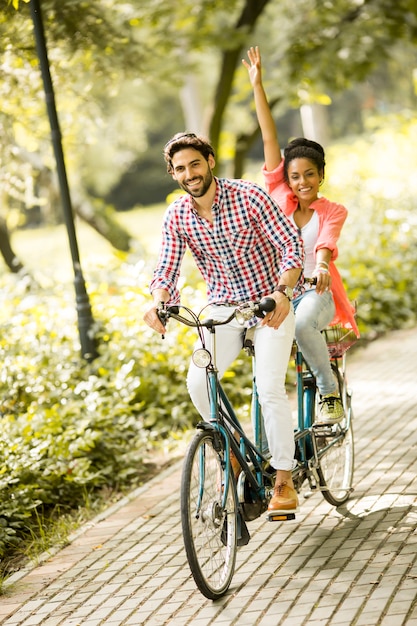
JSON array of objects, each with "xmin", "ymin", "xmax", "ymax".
[
  {"xmin": 283, "ymin": 0, "xmax": 417, "ymax": 94},
  {"xmin": 226, "ymin": 0, "xmax": 417, "ymax": 175},
  {"xmin": 1, "ymin": 0, "xmax": 417, "ymax": 231}
]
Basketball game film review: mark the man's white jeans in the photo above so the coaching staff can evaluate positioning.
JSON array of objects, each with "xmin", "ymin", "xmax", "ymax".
[{"xmin": 186, "ymin": 306, "xmax": 296, "ymax": 471}]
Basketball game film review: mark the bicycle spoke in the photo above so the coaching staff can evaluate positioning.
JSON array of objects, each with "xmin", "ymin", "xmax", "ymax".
[
  {"xmin": 181, "ymin": 430, "xmax": 238, "ymax": 599},
  {"xmin": 316, "ymin": 366, "xmax": 354, "ymax": 505}
]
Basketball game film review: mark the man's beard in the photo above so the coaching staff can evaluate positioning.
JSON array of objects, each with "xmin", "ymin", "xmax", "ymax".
[{"xmin": 179, "ymin": 168, "xmax": 213, "ymax": 198}]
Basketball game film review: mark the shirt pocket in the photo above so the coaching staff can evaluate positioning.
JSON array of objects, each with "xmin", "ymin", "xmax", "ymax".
[{"xmin": 228, "ymin": 227, "xmax": 256, "ymax": 257}]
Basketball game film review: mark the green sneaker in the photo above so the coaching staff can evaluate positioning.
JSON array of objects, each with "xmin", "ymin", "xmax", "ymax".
[{"xmin": 318, "ymin": 393, "xmax": 344, "ymax": 423}]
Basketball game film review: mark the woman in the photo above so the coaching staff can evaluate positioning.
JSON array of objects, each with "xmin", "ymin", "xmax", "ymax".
[{"xmin": 243, "ymin": 46, "xmax": 359, "ymax": 423}]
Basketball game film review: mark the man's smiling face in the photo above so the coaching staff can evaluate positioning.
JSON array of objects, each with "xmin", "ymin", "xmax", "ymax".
[{"xmin": 171, "ymin": 148, "xmax": 215, "ymax": 198}]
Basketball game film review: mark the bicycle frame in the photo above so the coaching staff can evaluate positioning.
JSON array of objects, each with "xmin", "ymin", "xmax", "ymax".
[{"xmin": 203, "ymin": 326, "xmax": 270, "ymax": 513}]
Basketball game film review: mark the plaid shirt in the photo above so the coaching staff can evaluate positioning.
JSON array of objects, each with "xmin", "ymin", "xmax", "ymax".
[{"xmin": 150, "ymin": 177, "xmax": 304, "ymax": 304}]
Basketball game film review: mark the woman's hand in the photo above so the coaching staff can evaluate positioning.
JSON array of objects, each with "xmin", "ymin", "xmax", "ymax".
[
  {"xmin": 313, "ymin": 268, "xmax": 332, "ymax": 295},
  {"xmin": 242, "ymin": 46, "xmax": 262, "ymax": 88}
]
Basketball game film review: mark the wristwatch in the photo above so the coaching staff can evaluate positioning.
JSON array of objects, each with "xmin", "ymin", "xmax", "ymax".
[{"xmin": 276, "ymin": 285, "xmax": 293, "ymax": 300}]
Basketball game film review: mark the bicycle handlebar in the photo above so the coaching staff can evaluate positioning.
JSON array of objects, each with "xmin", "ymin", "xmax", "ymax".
[
  {"xmin": 157, "ymin": 297, "xmax": 276, "ymax": 330},
  {"xmin": 157, "ymin": 279, "xmax": 321, "ymax": 331}
]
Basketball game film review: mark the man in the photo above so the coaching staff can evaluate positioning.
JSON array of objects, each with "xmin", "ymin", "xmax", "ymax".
[{"xmin": 143, "ymin": 132, "xmax": 304, "ymax": 515}]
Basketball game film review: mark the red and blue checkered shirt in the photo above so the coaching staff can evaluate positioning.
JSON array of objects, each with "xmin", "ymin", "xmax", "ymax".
[{"xmin": 150, "ymin": 177, "xmax": 304, "ymax": 304}]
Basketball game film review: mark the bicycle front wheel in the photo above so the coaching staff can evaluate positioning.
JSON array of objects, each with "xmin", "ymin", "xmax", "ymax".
[
  {"xmin": 181, "ymin": 429, "xmax": 238, "ymax": 599},
  {"xmin": 316, "ymin": 366, "xmax": 354, "ymax": 506}
]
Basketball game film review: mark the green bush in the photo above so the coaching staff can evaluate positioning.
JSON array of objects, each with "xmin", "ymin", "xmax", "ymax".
[
  {"xmin": 0, "ymin": 256, "xmax": 252, "ymax": 569},
  {"xmin": 325, "ymin": 113, "xmax": 417, "ymax": 335}
]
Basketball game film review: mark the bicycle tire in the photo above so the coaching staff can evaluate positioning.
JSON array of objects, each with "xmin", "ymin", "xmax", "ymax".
[
  {"xmin": 315, "ymin": 364, "xmax": 354, "ymax": 506},
  {"xmin": 181, "ymin": 429, "xmax": 238, "ymax": 599}
]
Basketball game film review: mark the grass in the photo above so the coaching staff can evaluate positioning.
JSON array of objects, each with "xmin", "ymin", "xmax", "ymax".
[{"xmin": 9, "ymin": 204, "xmax": 167, "ymax": 280}]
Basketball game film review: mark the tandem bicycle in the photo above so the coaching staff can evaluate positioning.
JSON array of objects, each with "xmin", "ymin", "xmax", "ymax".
[{"xmin": 157, "ymin": 297, "xmax": 356, "ymax": 600}]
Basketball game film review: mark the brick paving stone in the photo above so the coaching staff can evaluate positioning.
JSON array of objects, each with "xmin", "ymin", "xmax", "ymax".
[
  {"xmin": 356, "ymin": 611, "xmax": 387, "ymax": 626},
  {"xmin": 257, "ymin": 617, "xmax": 284, "ymax": 626},
  {"xmin": 380, "ymin": 617, "xmax": 407, "ymax": 626},
  {"xmin": 329, "ymin": 608, "xmax": 360, "ymax": 624}
]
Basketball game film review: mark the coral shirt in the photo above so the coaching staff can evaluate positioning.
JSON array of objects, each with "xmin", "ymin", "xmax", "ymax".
[{"xmin": 263, "ymin": 160, "xmax": 359, "ymax": 336}]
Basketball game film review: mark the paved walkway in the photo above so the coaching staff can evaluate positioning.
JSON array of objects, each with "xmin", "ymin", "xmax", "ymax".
[{"xmin": 1, "ymin": 327, "xmax": 417, "ymax": 626}]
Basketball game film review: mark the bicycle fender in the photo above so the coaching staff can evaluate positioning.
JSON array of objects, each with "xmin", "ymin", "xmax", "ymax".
[{"xmin": 237, "ymin": 511, "xmax": 251, "ymax": 546}]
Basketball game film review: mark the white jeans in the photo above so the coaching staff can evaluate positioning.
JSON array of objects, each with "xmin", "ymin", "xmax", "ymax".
[{"xmin": 186, "ymin": 306, "xmax": 296, "ymax": 471}]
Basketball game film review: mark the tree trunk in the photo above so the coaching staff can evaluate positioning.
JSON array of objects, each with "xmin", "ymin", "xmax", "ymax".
[
  {"xmin": 209, "ymin": 0, "xmax": 272, "ymax": 171},
  {"xmin": 232, "ymin": 96, "xmax": 282, "ymax": 179},
  {"xmin": 12, "ymin": 143, "xmax": 134, "ymax": 253},
  {"xmin": 179, "ymin": 73, "xmax": 205, "ymax": 134},
  {"xmin": 299, "ymin": 103, "xmax": 331, "ymax": 146},
  {"xmin": 0, "ymin": 215, "xmax": 25, "ymax": 274},
  {"xmin": 233, "ymin": 128, "xmax": 261, "ymax": 179},
  {"xmin": 73, "ymin": 193, "xmax": 133, "ymax": 253}
]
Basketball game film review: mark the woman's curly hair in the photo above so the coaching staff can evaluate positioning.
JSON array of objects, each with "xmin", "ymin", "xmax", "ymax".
[{"xmin": 283, "ymin": 138, "xmax": 326, "ymax": 183}]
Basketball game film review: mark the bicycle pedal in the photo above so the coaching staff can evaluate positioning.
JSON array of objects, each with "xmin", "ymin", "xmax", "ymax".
[
  {"xmin": 313, "ymin": 424, "xmax": 335, "ymax": 436},
  {"xmin": 266, "ymin": 512, "xmax": 296, "ymax": 522}
]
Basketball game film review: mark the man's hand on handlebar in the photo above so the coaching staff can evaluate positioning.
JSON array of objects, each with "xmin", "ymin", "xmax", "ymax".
[
  {"xmin": 260, "ymin": 291, "xmax": 290, "ymax": 329},
  {"xmin": 143, "ymin": 301, "xmax": 168, "ymax": 335}
]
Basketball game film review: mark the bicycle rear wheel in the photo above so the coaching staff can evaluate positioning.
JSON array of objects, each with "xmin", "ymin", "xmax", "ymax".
[
  {"xmin": 181, "ymin": 429, "xmax": 238, "ymax": 599},
  {"xmin": 315, "ymin": 364, "xmax": 354, "ymax": 506}
]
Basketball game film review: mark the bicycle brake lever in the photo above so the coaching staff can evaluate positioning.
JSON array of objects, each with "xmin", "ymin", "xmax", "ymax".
[
  {"xmin": 157, "ymin": 302, "xmax": 169, "ymax": 339},
  {"xmin": 157, "ymin": 303, "xmax": 181, "ymax": 339}
]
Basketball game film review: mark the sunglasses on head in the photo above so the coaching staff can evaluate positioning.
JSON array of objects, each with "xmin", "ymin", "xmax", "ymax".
[{"xmin": 164, "ymin": 133, "xmax": 197, "ymax": 149}]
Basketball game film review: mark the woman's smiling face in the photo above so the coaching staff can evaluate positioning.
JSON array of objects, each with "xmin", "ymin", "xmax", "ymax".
[{"xmin": 287, "ymin": 157, "xmax": 323, "ymax": 204}]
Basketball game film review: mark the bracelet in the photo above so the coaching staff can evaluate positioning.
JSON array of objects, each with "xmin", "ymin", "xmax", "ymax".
[
  {"xmin": 315, "ymin": 267, "xmax": 329, "ymax": 274},
  {"xmin": 316, "ymin": 260, "xmax": 329, "ymax": 268}
]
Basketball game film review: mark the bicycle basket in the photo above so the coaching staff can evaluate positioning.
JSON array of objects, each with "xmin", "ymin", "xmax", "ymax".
[{"xmin": 323, "ymin": 324, "xmax": 357, "ymax": 358}]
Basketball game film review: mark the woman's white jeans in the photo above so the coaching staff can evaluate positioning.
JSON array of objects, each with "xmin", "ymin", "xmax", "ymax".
[
  {"xmin": 186, "ymin": 306, "xmax": 296, "ymax": 471},
  {"xmin": 293, "ymin": 289, "xmax": 336, "ymax": 396}
]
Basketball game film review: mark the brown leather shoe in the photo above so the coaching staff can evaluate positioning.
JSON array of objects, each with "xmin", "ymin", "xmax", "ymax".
[
  {"xmin": 267, "ymin": 482, "xmax": 299, "ymax": 514},
  {"xmin": 230, "ymin": 450, "xmax": 241, "ymax": 479}
]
